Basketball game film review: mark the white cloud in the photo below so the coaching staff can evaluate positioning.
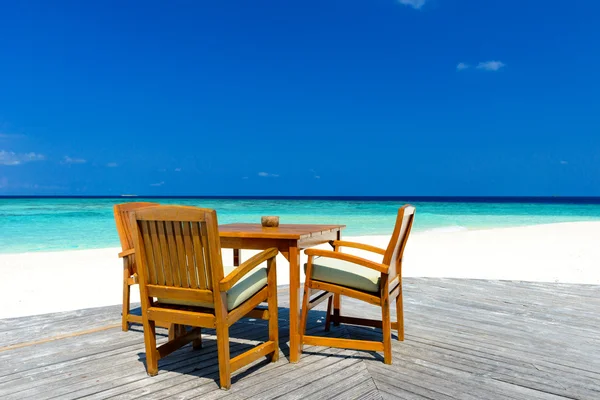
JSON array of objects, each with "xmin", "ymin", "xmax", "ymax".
[
  {"xmin": 150, "ymin": 181, "xmax": 165, "ymax": 187},
  {"xmin": 456, "ymin": 62, "xmax": 469, "ymax": 71},
  {"xmin": 258, "ymin": 172, "xmax": 279, "ymax": 178},
  {"xmin": 62, "ymin": 156, "xmax": 87, "ymax": 164},
  {"xmin": 310, "ymin": 169, "xmax": 321, "ymax": 179},
  {"xmin": 174, "ymin": 168, "xmax": 182, "ymax": 172},
  {"xmin": 398, "ymin": 0, "xmax": 426, "ymax": 9},
  {"xmin": 106, "ymin": 162, "xmax": 118, "ymax": 167},
  {"xmin": 560, "ymin": 160, "xmax": 568, "ymax": 165},
  {"xmin": 476, "ymin": 61, "xmax": 506, "ymax": 71},
  {"xmin": 0, "ymin": 150, "xmax": 46, "ymax": 166}
]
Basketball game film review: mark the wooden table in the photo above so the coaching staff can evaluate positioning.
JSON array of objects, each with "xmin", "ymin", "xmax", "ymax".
[{"xmin": 218, "ymin": 223, "xmax": 345, "ymax": 363}]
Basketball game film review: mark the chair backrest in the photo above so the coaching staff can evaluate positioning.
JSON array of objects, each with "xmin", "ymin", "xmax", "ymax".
[
  {"xmin": 113, "ymin": 202, "xmax": 160, "ymax": 251},
  {"xmin": 130, "ymin": 205, "xmax": 224, "ymax": 307},
  {"xmin": 382, "ymin": 205, "xmax": 416, "ymax": 279}
]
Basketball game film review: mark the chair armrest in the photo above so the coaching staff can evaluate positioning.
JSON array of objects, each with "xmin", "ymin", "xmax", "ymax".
[
  {"xmin": 330, "ymin": 240, "xmax": 386, "ymax": 256},
  {"xmin": 305, "ymin": 248, "xmax": 389, "ymax": 274},
  {"xmin": 118, "ymin": 249, "xmax": 135, "ymax": 258},
  {"xmin": 220, "ymin": 247, "xmax": 278, "ymax": 291}
]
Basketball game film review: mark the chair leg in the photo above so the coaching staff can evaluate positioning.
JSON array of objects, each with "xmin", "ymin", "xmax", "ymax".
[
  {"xmin": 382, "ymin": 297, "xmax": 392, "ymax": 365},
  {"xmin": 299, "ymin": 279, "xmax": 312, "ymax": 352},
  {"xmin": 396, "ymin": 289, "xmax": 404, "ymax": 341},
  {"xmin": 324, "ymin": 295, "xmax": 333, "ymax": 332},
  {"xmin": 192, "ymin": 328, "xmax": 202, "ymax": 350},
  {"xmin": 122, "ymin": 269, "xmax": 131, "ymax": 332},
  {"xmin": 267, "ymin": 259, "xmax": 279, "ymax": 362},
  {"xmin": 143, "ymin": 319, "xmax": 159, "ymax": 376},
  {"xmin": 171, "ymin": 324, "xmax": 187, "ymax": 339},
  {"xmin": 216, "ymin": 321, "xmax": 231, "ymax": 390},
  {"xmin": 333, "ymin": 293, "xmax": 341, "ymax": 326},
  {"xmin": 168, "ymin": 324, "xmax": 177, "ymax": 340}
]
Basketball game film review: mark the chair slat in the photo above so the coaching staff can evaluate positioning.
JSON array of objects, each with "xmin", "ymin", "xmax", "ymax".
[
  {"xmin": 141, "ymin": 220, "xmax": 157, "ymax": 285},
  {"xmin": 201, "ymin": 221, "xmax": 214, "ymax": 288},
  {"xmin": 203, "ymin": 211, "xmax": 224, "ymax": 288},
  {"xmin": 149, "ymin": 221, "xmax": 165, "ymax": 285},
  {"xmin": 193, "ymin": 222, "xmax": 209, "ymax": 290},
  {"xmin": 173, "ymin": 221, "xmax": 190, "ymax": 288},
  {"xmin": 165, "ymin": 221, "xmax": 182, "ymax": 287},
  {"xmin": 182, "ymin": 221, "xmax": 199, "ymax": 289},
  {"xmin": 157, "ymin": 221, "xmax": 174, "ymax": 287}
]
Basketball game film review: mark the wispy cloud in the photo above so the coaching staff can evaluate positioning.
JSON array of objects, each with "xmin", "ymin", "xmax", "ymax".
[
  {"xmin": 1, "ymin": 181, "xmax": 66, "ymax": 190},
  {"xmin": 398, "ymin": 0, "xmax": 426, "ymax": 9},
  {"xmin": 174, "ymin": 168, "xmax": 182, "ymax": 172},
  {"xmin": 106, "ymin": 162, "xmax": 118, "ymax": 167},
  {"xmin": 258, "ymin": 172, "xmax": 279, "ymax": 178},
  {"xmin": 476, "ymin": 61, "xmax": 506, "ymax": 71},
  {"xmin": 150, "ymin": 181, "xmax": 165, "ymax": 187},
  {"xmin": 61, "ymin": 156, "xmax": 87, "ymax": 164},
  {"xmin": 560, "ymin": 160, "xmax": 568, "ymax": 165},
  {"xmin": 0, "ymin": 133, "xmax": 25, "ymax": 140},
  {"xmin": 0, "ymin": 150, "xmax": 46, "ymax": 166},
  {"xmin": 456, "ymin": 62, "xmax": 469, "ymax": 71}
]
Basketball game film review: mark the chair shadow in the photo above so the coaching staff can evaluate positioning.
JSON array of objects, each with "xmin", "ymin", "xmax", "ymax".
[
  {"xmin": 130, "ymin": 305, "xmax": 391, "ymax": 387},
  {"xmin": 129, "ymin": 306, "xmax": 329, "ymax": 387}
]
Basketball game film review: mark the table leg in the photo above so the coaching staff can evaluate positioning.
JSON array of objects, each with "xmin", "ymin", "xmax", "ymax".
[
  {"xmin": 233, "ymin": 249, "xmax": 241, "ymax": 266},
  {"xmin": 288, "ymin": 243, "xmax": 301, "ymax": 362},
  {"xmin": 333, "ymin": 229, "xmax": 342, "ymax": 326}
]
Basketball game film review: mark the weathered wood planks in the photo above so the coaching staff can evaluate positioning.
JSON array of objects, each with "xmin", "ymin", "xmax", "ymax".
[{"xmin": 0, "ymin": 278, "xmax": 598, "ymax": 399}]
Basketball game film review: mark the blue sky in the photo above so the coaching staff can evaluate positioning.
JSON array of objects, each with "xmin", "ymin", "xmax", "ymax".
[{"xmin": 1, "ymin": 0, "xmax": 599, "ymax": 196}]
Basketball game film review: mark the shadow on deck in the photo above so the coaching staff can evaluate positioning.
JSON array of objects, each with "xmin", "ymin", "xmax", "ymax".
[{"xmin": 1, "ymin": 278, "xmax": 599, "ymax": 399}]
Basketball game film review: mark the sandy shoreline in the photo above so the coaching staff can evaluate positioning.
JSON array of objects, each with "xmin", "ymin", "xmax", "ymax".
[{"xmin": 1, "ymin": 221, "xmax": 599, "ymax": 319}]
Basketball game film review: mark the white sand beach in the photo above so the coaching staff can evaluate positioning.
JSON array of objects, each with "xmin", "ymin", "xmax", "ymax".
[{"xmin": 1, "ymin": 221, "xmax": 599, "ymax": 319}]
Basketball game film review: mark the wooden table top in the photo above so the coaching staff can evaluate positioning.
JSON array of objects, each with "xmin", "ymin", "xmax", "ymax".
[{"xmin": 218, "ymin": 223, "xmax": 345, "ymax": 240}]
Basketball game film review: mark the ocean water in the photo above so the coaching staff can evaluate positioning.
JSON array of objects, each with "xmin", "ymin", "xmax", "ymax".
[{"xmin": 2, "ymin": 197, "xmax": 600, "ymax": 254}]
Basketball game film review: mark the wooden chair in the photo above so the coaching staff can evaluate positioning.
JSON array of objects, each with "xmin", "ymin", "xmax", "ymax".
[
  {"xmin": 130, "ymin": 205, "xmax": 279, "ymax": 389},
  {"xmin": 300, "ymin": 205, "xmax": 415, "ymax": 364},
  {"xmin": 114, "ymin": 202, "xmax": 160, "ymax": 331}
]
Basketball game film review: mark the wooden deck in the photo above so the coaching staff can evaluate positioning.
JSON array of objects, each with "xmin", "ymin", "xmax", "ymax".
[{"xmin": 1, "ymin": 278, "xmax": 599, "ymax": 399}]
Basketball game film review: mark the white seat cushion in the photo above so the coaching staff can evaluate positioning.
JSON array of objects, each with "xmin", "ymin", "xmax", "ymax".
[
  {"xmin": 159, "ymin": 264, "xmax": 267, "ymax": 311},
  {"xmin": 306, "ymin": 256, "xmax": 381, "ymax": 293}
]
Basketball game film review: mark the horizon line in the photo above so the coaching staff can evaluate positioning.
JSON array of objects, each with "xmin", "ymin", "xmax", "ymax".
[{"xmin": 2, "ymin": 195, "xmax": 600, "ymax": 204}]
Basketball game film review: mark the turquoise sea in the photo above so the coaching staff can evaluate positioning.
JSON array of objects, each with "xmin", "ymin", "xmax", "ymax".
[{"xmin": 2, "ymin": 197, "xmax": 600, "ymax": 254}]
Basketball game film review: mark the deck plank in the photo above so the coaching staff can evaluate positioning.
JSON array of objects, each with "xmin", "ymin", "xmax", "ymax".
[{"xmin": 1, "ymin": 278, "xmax": 598, "ymax": 399}]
